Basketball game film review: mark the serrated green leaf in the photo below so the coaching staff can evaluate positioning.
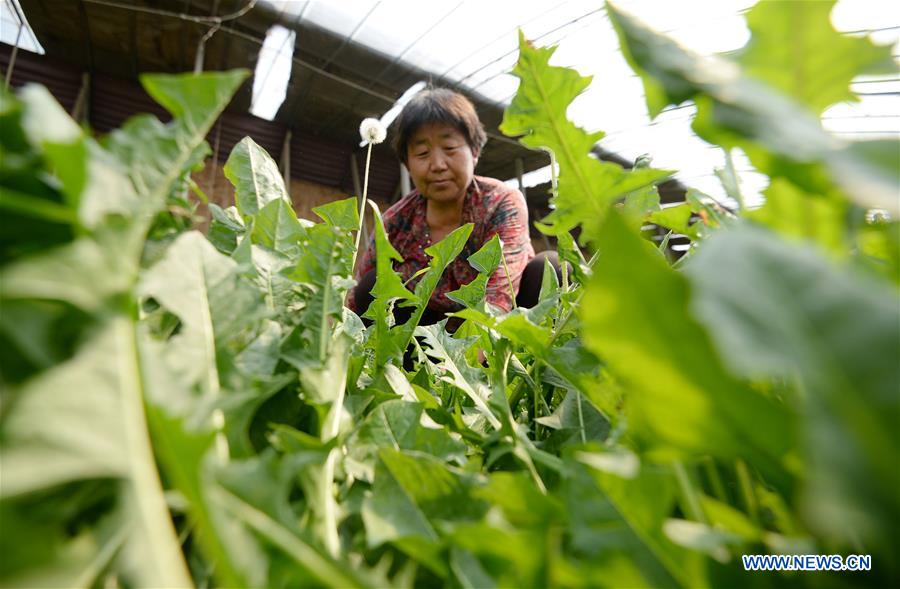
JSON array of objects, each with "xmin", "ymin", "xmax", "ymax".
[
  {"xmin": 139, "ymin": 231, "xmax": 263, "ymax": 406},
  {"xmin": 0, "ymin": 318, "xmax": 192, "ymax": 587},
  {"xmin": 142, "ymin": 70, "xmax": 249, "ymax": 133},
  {"xmin": 450, "ymin": 547, "xmax": 497, "ymax": 589},
  {"xmin": 746, "ymin": 178, "xmax": 848, "ymax": 256},
  {"xmin": 608, "ymin": 4, "xmax": 898, "ymax": 214},
  {"xmin": 649, "ymin": 204, "xmax": 693, "ymax": 236},
  {"xmin": 565, "ymin": 456, "xmax": 706, "ymax": 588},
  {"xmin": 208, "ymin": 204, "xmax": 245, "ymax": 254},
  {"xmin": 233, "ymin": 243, "xmax": 297, "ymax": 323},
  {"xmin": 447, "ymin": 234, "xmax": 502, "ymax": 310},
  {"xmin": 556, "ymin": 231, "xmax": 590, "ymax": 286},
  {"xmin": 362, "ymin": 457, "xmax": 439, "ymax": 548},
  {"xmin": 502, "ymin": 32, "xmax": 671, "ymax": 245},
  {"xmin": 738, "ymin": 0, "xmax": 894, "ymax": 115},
  {"xmin": 580, "ymin": 212, "xmax": 796, "ymax": 477},
  {"xmin": 282, "ymin": 198, "xmax": 358, "ymax": 363},
  {"xmin": 623, "ymin": 175, "xmax": 661, "ymax": 231},
  {"xmin": 313, "ymin": 196, "xmax": 360, "ymax": 232},
  {"xmin": 225, "ymin": 136, "xmax": 290, "ymax": 218},
  {"xmin": 684, "ymin": 224, "xmax": 900, "ymax": 549},
  {"xmin": 0, "ymin": 231, "xmax": 138, "ymax": 312},
  {"xmin": 397, "ymin": 223, "xmax": 473, "ymax": 342},
  {"xmin": 250, "ymin": 198, "xmax": 305, "ymax": 257},
  {"xmin": 365, "ymin": 449, "xmax": 485, "ymax": 535},
  {"xmin": 349, "ymin": 400, "xmax": 466, "ymax": 483},
  {"xmin": 415, "ymin": 323, "xmax": 501, "ymax": 430},
  {"xmin": 537, "ymin": 254, "xmax": 561, "ymax": 305},
  {"xmin": 106, "ymin": 71, "xmax": 247, "ymax": 225},
  {"xmin": 363, "ymin": 201, "xmax": 416, "ymax": 366},
  {"xmin": 535, "ymin": 390, "xmax": 609, "ymax": 447},
  {"xmin": 467, "ymin": 233, "xmax": 503, "ymax": 274}
]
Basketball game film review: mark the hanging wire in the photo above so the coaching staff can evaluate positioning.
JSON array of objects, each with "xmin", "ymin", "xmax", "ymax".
[
  {"xmin": 81, "ymin": 0, "xmax": 259, "ymax": 25},
  {"xmin": 78, "ymin": 0, "xmax": 259, "ymax": 73},
  {"xmin": 312, "ymin": 2, "xmax": 465, "ymax": 136},
  {"xmin": 456, "ymin": 7, "xmax": 605, "ymax": 88},
  {"xmin": 434, "ymin": 0, "xmax": 574, "ymax": 83}
]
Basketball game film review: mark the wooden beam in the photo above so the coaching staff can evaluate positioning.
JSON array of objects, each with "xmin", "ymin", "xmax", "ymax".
[{"xmin": 515, "ymin": 157, "xmax": 525, "ymax": 196}]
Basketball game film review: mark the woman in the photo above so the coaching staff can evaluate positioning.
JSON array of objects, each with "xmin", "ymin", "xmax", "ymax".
[{"xmin": 350, "ymin": 87, "xmax": 556, "ymax": 325}]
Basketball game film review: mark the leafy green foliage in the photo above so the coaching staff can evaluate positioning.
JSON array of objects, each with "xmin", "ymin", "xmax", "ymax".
[
  {"xmin": 607, "ymin": 3, "xmax": 899, "ymax": 216},
  {"xmin": 2, "ymin": 7, "xmax": 898, "ymax": 589},
  {"xmin": 500, "ymin": 31, "xmax": 671, "ymax": 246},
  {"xmin": 225, "ymin": 136, "xmax": 291, "ymax": 218},
  {"xmin": 737, "ymin": 0, "xmax": 894, "ymax": 115},
  {"xmin": 685, "ymin": 225, "xmax": 900, "ymax": 550}
]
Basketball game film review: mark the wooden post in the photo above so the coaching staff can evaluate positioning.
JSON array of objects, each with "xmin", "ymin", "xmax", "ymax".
[
  {"xmin": 281, "ymin": 128, "xmax": 292, "ymax": 198},
  {"xmin": 70, "ymin": 72, "xmax": 91, "ymax": 124},
  {"xmin": 515, "ymin": 158, "xmax": 526, "ymax": 196}
]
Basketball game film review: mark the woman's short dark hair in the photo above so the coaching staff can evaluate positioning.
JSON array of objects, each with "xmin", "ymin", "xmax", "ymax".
[{"xmin": 391, "ymin": 88, "xmax": 487, "ymax": 164}]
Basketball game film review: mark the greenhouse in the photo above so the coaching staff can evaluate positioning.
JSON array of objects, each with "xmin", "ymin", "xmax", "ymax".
[{"xmin": 0, "ymin": 0, "xmax": 898, "ymax": 587}]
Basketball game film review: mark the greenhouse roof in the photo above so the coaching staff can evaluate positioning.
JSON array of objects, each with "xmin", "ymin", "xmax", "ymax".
[
  {"xmin": 262, "ymin": 0, "xmax": 899, "ymax": 203},
  {"xmin": 4, "ymin": 0, "xmax": 898, "ymax": 204}
]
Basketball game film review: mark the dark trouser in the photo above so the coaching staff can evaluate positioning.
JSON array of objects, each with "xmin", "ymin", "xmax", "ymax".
[{"xmin": 352, "ymin": 251, "xmax": 563, "ymax": 328}]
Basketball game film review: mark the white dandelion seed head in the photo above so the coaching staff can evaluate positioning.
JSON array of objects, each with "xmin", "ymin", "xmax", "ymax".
[{"xmin": 359, "ymin": 118, "xmax": 387, "ymax": 145}]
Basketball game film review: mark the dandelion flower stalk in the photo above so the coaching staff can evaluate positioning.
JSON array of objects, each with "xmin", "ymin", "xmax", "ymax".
[
  {"xmin": 351, "ymin": 118, "xmax": 386, "ymax": 271},
  {"xmin": 323, "ymin": 117, "xmax": 385, "ymax": 557}
]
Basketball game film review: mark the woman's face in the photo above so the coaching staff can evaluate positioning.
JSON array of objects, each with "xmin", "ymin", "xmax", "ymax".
[{"xmin": 406, "ymin": 123, "xmax": 478, "ymax": 206}]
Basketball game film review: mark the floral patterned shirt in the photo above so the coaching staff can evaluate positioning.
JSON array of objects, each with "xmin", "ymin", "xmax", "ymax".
[{"xmin": 351, "ymin": 175, "xmax": 534, "ymax": 315}]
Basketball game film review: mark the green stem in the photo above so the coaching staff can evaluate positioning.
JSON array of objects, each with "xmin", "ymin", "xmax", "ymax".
[
  {"xmin": 508, "ymin": 250, "xmax": 600, "ymax": 413},
  {"xmin": 318, "ymin": 366, "xmax": 347, "ymax": 558},
  {"xmin": 702, "ymin": 457, "xmax": 729, "ymax": 504},
  {"xmin": 213, "ymin": 487, "xmax": 365, "ymax": 589},
  {"xmin": 736, "ymin": 459, "xmax": 760, "ymax": 525},
  {"xmin": 501, "ymin": 248, "xmax": 518, "ymax": 309},
  {"xmin": 575, "ymin": 390, "xmax": 586, "ymax": 444},
  {"xmin": 673, "ymin": 461, "xmax": 706, "ymax": 524},
  {"xmin": 123, "ymin": 319, "xmax": 194, "ymax": 588},
  {"xmin": 523, "ymin": 449, "xmax": 548, "ymax": 495},
  {"xmin": 508, "ymin": 289, "xmax": 579, "ymax": 410},
  {"xmin": 319, "ymin": 449, "xmax": 341, "ymax": 558},
  {"xmin": 532, "ymin": 364, "xmax": 540, "ymax": 436}
]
